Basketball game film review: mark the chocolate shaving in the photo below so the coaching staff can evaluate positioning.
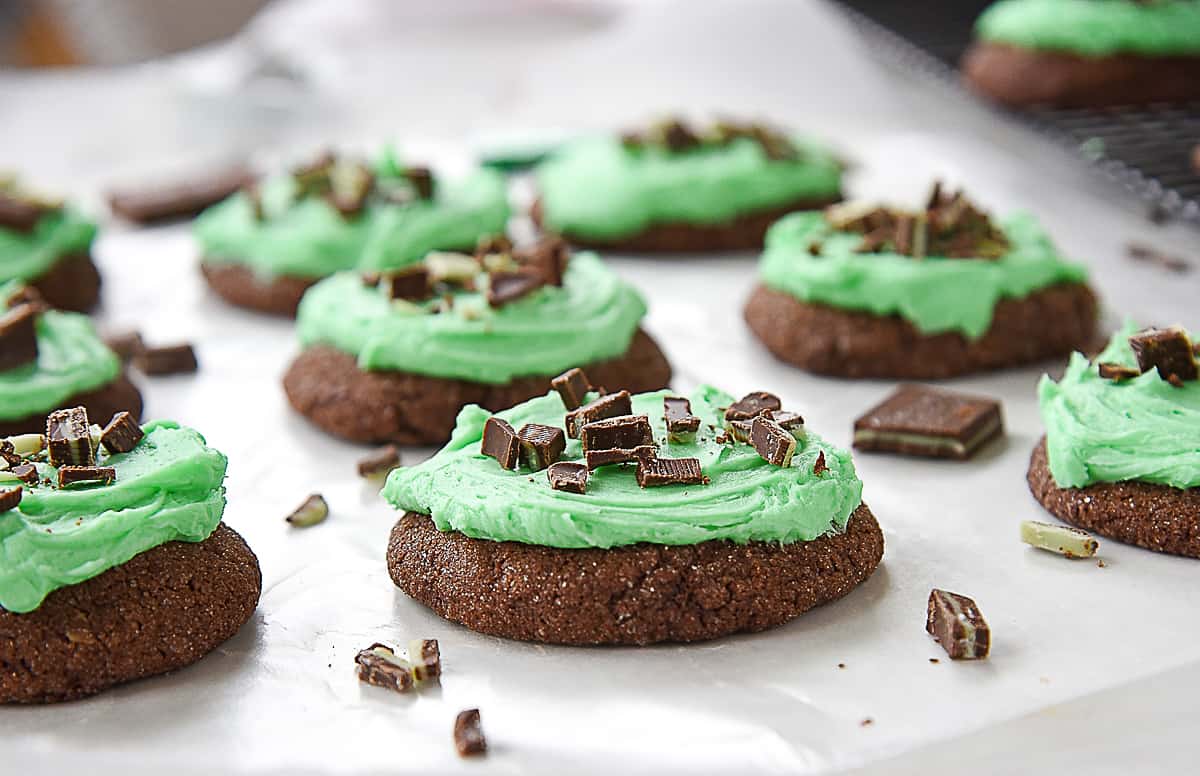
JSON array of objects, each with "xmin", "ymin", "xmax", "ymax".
[
  {"xmin": 724, "ymin": 391, "xmax": 782, "ymax": 422},
  {"xmin": 58, "ymin": 466, "xmax": 116, "ymax": 488},
  {"xmin": 547, "ymin": 461, "xmax": 588, "ymax": 494},
  {"xmin": 486, "ymin": 271, "xmax": 543, "ymax": 308},
  {"xmin": 566, "ymin": 390, "xmax": 632, "ymax": 438},
  {"xmin": 454, "ymin": 709, "xmax": 487, "ymax": 757},
  {"xmin": 355, "ymin": 643, "xmax": 414, "ymax": 694},
  {"xmin": 107, "ymin": 165, "xmax": 255, "ymax": 224},
  {"xmin": 0, "ymin": 485, "xmax": 20, "ymax": 512},
  {"xmin": 1098, "ymin": 362, "xmax": 1141, "ymax": 381},
  {"xmin": 0, "ymin": 304, "xmax": 39, "ymax": 371},
  {"xmin": 580, "ymin": 415, "xmax": 653, "ymax": 452},
  {"xmin": 750, "ymin": 416, "xmax": 797, "ymax": 467},
  {"xmin": 46, "ymin": 407, "xmax": 94, "ymax": 467},
  {"xmin": 517, "ymin": 423, "xmax": 566, "ymax": 471},
  {"xmin": 635, "ymin": 455, "xmax": 706, "ymax": 488},
  {"xmin": 99, "ymin": 411, "xmax": 143, "ymax": 454},
  {"xmin": 382, "ymin": 266, "xmax": 431, "ymax": 301},
  {"xmin": 10, "ymin": 464, "xmax": 37, "ymax": 485},
  {"xmin": 1129, "ymin": 326, "xmax": 1198, "ymax": 383},
  {"xmin": 481, "ymin": 417, "xmax": 520, "ymax": 470},
  {"xmin": 357, "ymin": 445, "xmax": 401, "ymax": 478},
  {"xmin": 134, "ymin": 343, "xmax": 198, "ymax": 376},
  {"xmin": 927, "ymin": 589, "xmax": 990, "ymax": 660},
  {"xmin": 585, "ymin": 445, "xmax": 655, "ymax": 470},
  {"xmin": 663, "ymin": 396, "xmax": 700, "ymax": 442},
  {"xmin": 551, "ymin": 367, "xmax": 594, "ymax": 411}
]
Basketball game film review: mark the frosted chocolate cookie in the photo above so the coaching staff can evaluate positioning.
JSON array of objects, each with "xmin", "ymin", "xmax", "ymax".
[{"xmin": 0, "ymin": 178, "xmax": 99, "ymax": 312}]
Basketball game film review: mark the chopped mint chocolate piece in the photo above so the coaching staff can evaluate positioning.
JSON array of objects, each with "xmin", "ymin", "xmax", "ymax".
[
  {"xmin": 517, "ymin": 423, "xmax": 566, "ymax": 471},
  {"xmin": 663, "ymin": 397, "xmax": 700, "ymax": 443},
  {"xmin": 635, "ymin": 455, "xmax": 705, "ymax": 488},
  {"xmin": 46, "ymin": 407, "xmax": 94, "ymax": 467},
  {"xmin": 285, "ymin": 493, "xmax": 329, "ymax": 527},
  {"xmin": 355, "ymin": 643, "xmax": 414, "ymax": 693},
  {"xmin": 407, "ymin": 639, "xmax": 441, "ymax": 682},
  {"xmin": 100, "ymin": 411, "xmax": 143, "ymax": 454},
  {"xmin": 580, "ymin": 415, "xmax": 653, "ymax": 453},
  {"xmin": 724, "ymin": 391, "xmax": 782, "ymax": 422},
  {"xmin": 927, "ymin": 589, "xmax": 990, "ymax": 660},
  {"xmin": 0, "ymin": 485, "xmax": 21, "ymax": 512},
  {"xmin": 134, "ymin": 343, "xmax": 198, "ymax": 376},
  {"xmin": 481, "ymin": 417, "xmax": 520, "ymax": 470},
  {"xmin": 0, "ymin": 304, "xmax": 39, "ymax": 371},
  {"xmin": 551, "ymin": 367, "xmax": 594, "ymax": 411},
  {"xmin": 565, "ymin": 390, "xmax": 632, "ymax": 438},
  {"xmin": 57, "ymin": 465, "xmax": 116, "ymax": 488},
  {"xmin": 547, "ymin": 461, "xmax": 588, "ymax": 493},
  {"xmin": 1129, "ymin": 326, "xmax": 1197, "ymax": 383},
  {"xmin": 453, "ymin": 709, "xmax": 487, "ymax": 757},
  {"xmin": 750, "ymin": 416, "xmax": 796, "ymax": 467}
]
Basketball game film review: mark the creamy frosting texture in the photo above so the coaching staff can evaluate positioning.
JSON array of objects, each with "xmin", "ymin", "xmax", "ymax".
[
  {"xmin": 1038, "ymin": 322, "xmax": 1200, "ymax": 490},
  {"xmin": 383, "ymin": 386, "xmax": 863, "ymax": 549},
  {"xmin": 977, "ymin": 0, "xmax": 1200, "ymax": 56},
  {"xmin": 0, "ymin": 421, "xmax": 228, "ymax": 613},
  {"xmin": 535, "ymin": 136, "xmax": 842, "ymax": 240},
  {"xmin": 759, "ymin": 210, "xmax": 1088, "ymax": 339},
  {"xmin": 0, "ymin": 209, "xmax": 96, "ymax": 282},
  {"xmin": 296, "ymin": 252, "xmax": 647, "ymax": 383}
]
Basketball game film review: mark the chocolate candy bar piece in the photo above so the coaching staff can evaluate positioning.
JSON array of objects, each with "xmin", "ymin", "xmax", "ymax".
[
  {"xmin": 57, "ymin": 466, "xmax": 116, "ymax": 488},
  {"xmin": 1020, "ymin": 520, "xmax": 1099, "ymax": 559},
  {"xmin": 481, "ymin": 417, "xmax": 520, "ymax": 470},
  {"xmin": 453, "ymin": 709, "xmax": 487, "ymax": 757},
  {"xmin": 635, "ymin": 456, "xmax": 705, "ymax": 488},
  {"xmin": 407, "ymin": 639, "xmax": 441, "ymax": 682},
  {"xmin": 727, "ymin": 419, "xmax": 753, "ymax": 443},
  {"xmin": 0, "ymin": 193, "xmax": 55, "ymax": 233},
  {"xmin": 547, "ymin": 461, "xmax": 588, "ymax": 493},
  {"xmin": 357, "ymin": 445, "xmax": 401, "ymax": 478},
  {"xmin": 566, "ymin": 390, "xmax": 632, "ymax": 438},
  {"xmin": 517, "ymin": 423, "xmax": 566, "ymax": 471},
  {"xmin": 515, "ymin": 236, "xmax": 570, "ymax": 287},
  {"xmin": 926, "ymin": 589, "xmax": 990, "ymax": 660},
  {"xmin": 10, "ymin": 463, "xmax": 37, "ymax": 485},
  {"xmin": 102, "ymin": 330, "xmax": 145, "ymax": 363},
  {"xmin": 355, "ymin": 643, "xmax": 414, "ymax": 694},
  {"xmin": 813, "ymin": 451, "xmax": 828, "ymax": 475},
  {"xmin": 766, "ymin": 410, "xmax": 805, "ymax": 440},
  {"xmin": 750, "ymin": 417, "xmax": 796, "ymax": 467},
  {"xmin": 7, "ymin": 433, "xmax": 44, "ymax": 458},
  {"xmin": 551, "ymin": 367, "xmax": 594, "ymax": 411},
  {"xmin": 663, "ymin": 397, "xmax": 700, "ymax": 443},
  {"xmin": 134, "ymin": 343, "xmax": 198, "ymax": 375},
  {"xmin": 107, "ymin": 165, "xmax": 254, "ymax": 224},
  {"xmin": 724, "ymin": 391, "xmax": 782, "ymax": 422},
  {"xmin": 0, "ymin": 304, "xmax": 39, "ymax": 371},
  {"xmin": 852, "ymin": 385, "xmax": 1003, "ymax": 460},
  {"xmin": 580, "ymin": 415, "xmax": 653, "ymax": 452},
  {"xmin": 285, "ymin": 494, "xmax": 328, "ymax": 527},
  {"xmin": 46, "ymin": 407, "xmax": 94, "ymax": 467},
  {"xmin": 383, "ymin": 267, "xmax": 430, "ymax": 302},
  {"xmin": 100, "ymin": 411, "xmax": 143, "ymax": 454},
  {"xmin": 1098, "ymin": 362, "xmax": 1142, "ymax": 382},
  {"xmin": 404, "ymin": 166, "xmax": 435, "ymax": 200},
  {"xmin": 326, "ymin": 161, "xmax": 375, "ymax": 219},
  {"xmin": 584, "ymin": 445, "xmax": 655, "ymax": 470},
  {"xmin": 0, "ymin": 440, "xmax": 20, "ymax": 468},
  {"xmin": 0, "ymin": 485, "xmax": 21, "ymax": 512},
  {"xmin": 1129, "ymin": 326, "xmax": 1198, "ymax": 383},
  {"xmin": 486, "ymin": 271, "xmax": 543, "ymax": 308}
]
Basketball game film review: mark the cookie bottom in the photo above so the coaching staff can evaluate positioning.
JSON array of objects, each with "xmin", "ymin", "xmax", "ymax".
[
  {"xmin": 200, "ymin": 261, "xmax": 319, "ymax": 317},
  {"xmin": 743, "ymin": 282, "xmax": 1097, "ymax": 379},
  {"xmin": 30, "ymin": 252, "xmax": 101, "ymax": 313},
  {"xmin": 1, "ymin": 523, "xmax": 262, "ymax": 704},
  {"xmin": 962, "ymin": 41, "xmax": 1200, "ymax": 108},
  {"xmin": 387, "ymin": 504, "xmax": 884, "ymax": 646},
  {"xmin": 1027, "ymin": 438, "xmax": 1200, "ymax": 559},
  {"xmin": 0, "ymin": 373, "xmax": 142, "ymax": 437},
  {"xmin": 531, "ymin": 193, "xmax": 842, "ymax": 253},
  {"xmin": 282, "ymin": 328, "xmax": 673, "ymax": 445}
]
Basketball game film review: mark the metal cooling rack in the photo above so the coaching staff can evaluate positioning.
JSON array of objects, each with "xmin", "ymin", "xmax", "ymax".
[{"xmin": 832, "ymin": 0, "xmax": 1200, "ymax": 226}]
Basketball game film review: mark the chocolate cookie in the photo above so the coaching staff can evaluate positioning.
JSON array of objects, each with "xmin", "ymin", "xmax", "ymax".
[
  {"xmin": 531, "ymin": 194, "xmax": 841, "ymax": 254},
  {"xmin": 200, "ymin": 261, "xmax": 319, "ymax": 317},
  {"xmin": 0, "ymin": 374, "xmax": 142, "ymax": 437},
  {"xmin": 387, "ymin": 504, "xmax": 883, "ymax": 646},
  {"xmin": 744, "ymin": 282, "xmax": 1097, "ymax": 379},
  {"xmin": 1027, "ymin": 438, "xmax": 1200, "ymax": 559},
  {"xmin": 283, "ymin": 329, "xmax": 672, "ymax": 445},
  {"xmin": 962, "ymin": 42, "xmax": 1200, "ymax": 108},
  {"xmin": 0, "ymin": 523, "xmax": 261, "ymax": 704},
  {"xmin": 29, "ymin": 252, "xmax": 101, "ymax": 313}
]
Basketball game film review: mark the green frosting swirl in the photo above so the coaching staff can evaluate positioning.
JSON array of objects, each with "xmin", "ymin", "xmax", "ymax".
[
  {"xmin": 1038, "ymin": 321, "xmax": 1200, "ymax": 490},
  {"xmin": 296, "ymin": 252, "xmax": 647, "ymax": 384},
  {"xmin": 758, "ymin": 210, "xmax": 1088, "ymax": 339},
  {"xmin": 384, "ymin": 386, "xmax": 863, "ymax": 549},
  {"xmin": 977, "ymin": 0, "xmax": 1200, "ymax": 57},
  {"xmin": 535, "ymin": 136, "xmax": 842, "ymax": 241},
  {"xmin": 0, "ymin": 285, "xmax": 120, "ymax": 421},
  {"xmin": 194, "ymin": 166, "xmax": 510, "ymax": 279},
  {"xmin": 0, "ymin": 209, "xmax": 96, "ymax": 283},
  {"xmin": 0, "ymin": 421, "xmax": 228, "ymax": 613}
]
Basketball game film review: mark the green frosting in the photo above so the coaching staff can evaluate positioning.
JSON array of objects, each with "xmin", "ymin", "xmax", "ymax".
[
  {"xmin": 384, "ymin": 386, "xmax": 863, "ymax": 549},
  {"xmin": 0, "ymin": 209, "xmax": 96, "ymax": 283},
  {"xmin": 0, "ymin": 285, "xmax": 120, "ymax": 421},
  {"xmin": 535, "ymin": 136, "xmax": 842, "ymax": 241},
  {"xmin": 296, "ymin": 251, "xmax": 647, "ymax": 384},
  {"xmin": 0, "ymin": 421, "xmax": 228, "ymax": 613},
  {"xmin": 194, "ymin": 165, "xmax": 510, "ymax": 279},
  {"xmin": 977, "ymin": 0, "xmax": 1200, "ymax": 57},
  {"xmin": 758, "ymin": 210, "xmax": 1089, "ymax": 339},
  {"xmin": 1038, "ymin": 322, "xmax": 1200, "ymax": 490}
]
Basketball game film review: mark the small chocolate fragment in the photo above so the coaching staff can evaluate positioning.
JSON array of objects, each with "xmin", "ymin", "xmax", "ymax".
[
  {"xmin": 0, "ymin": 440, "xmax": 20, "ymax": 468},
  {"xmin": 926, "ymin": 589, "xmax": 990, "ymax": 660},
  {"xmin": 853, "ymin": 385, "xmax": 1004, "ymax": 460},
  {"xmin": 102, "ymin": 331, "xmax": 145, "ymax": 363},
  {"xmin": 580, "ymin": 415, "xmax": 653, "ymax": 452},
  {"xmin": 1098, "ymin": 362, "xmax": 1142, "ymax": 382},
  {"xmin": 813, "ymin": 451, "xmax": 828, "ymax": 475},
  {"xmin": 291, "ymin": 150, "xmax": 336, "ymax": 198},
  {"xmin": 0, "ymin": 192, "xmax": 54, "ymax": 233},
  {"xmin": 635, "ymin": 456, "xmax": 705, "ymax": 488},
  {"xmin": 551, "ymin": 367, "xmax": 594, "ymax": 411},
  {"xmin": 547, "ymin": 461, "xmax": 588, "ymax": 493},
  {"xmin": 766, "ymin": 409, "xmax": 805, "ymax": 440},
  {"xmin": 565, "ymin": 390, "xmax": 632, "ymax": 438},
  {"xmin": 518, "ymin": 424, "xmax": 566, "ymax": 471},
  {"xmin": 750, "ymin": 417, "xmax": 797, "ymax": 467},
  {"xmin": 10, "ymin": 463, "xmax": 37, "ymax": 485},
  {"xmin": 46, "ymin": 407, "xmax": 94, "ymax": 467},
  {"xmin": 724, "ymin": 391, "xmax": 782, "ymax": 422},
  {"xmin": 0, "ymin": 485, "xmax": 21, "ymax": 512},
  {"xmin": 1020, "ymin": 520, "xmax": 1099, "ymax": 559},
  {"xmin": 357, "ymin": 445, "xmax": 401, "ymax": 478},
  {"xmin": 286, "ymin": 494, "xmax": 329, "ymax": 527},
  {"xmin": 134, "ymin": 343, "xmax": 198, "ymax": 376},
  {"xmin": 382, "ymin": 267, "xmax": 431, "ymax": 302},
  {"xmin": 355, "ymin": 643, "xmax": 414, "ymax": 694},
  {"xmin": 326, "ymin": 161, "xmax": 375, "ymax": 219},
  {"xmin": 404, "ymin": 166, "xmax": 435, "ymax": 200},
  {"xmin": 1129, "ymin": 326, "xmax": 1198, "ymax": 383},
  {"xmin": 486, "ymin": 271, "xmax": 543, "ymax": 308},
  {"xmin": 107, "ymin": 165, "xmax": 255, "ymax": 224},
  {"xmin": 663, "ymin": 396, "xmax": 700, "ymax": 443},
  {"xmin": 727, "ymin": 419, "xmax": 754, "ymax": 443},
  {"xmin": 0, "ymin": 304, "xmax": 39, "ymax": 371},
  {"xmin": 516, "ymin": 236, "xmax": 570, "ymax": 287},
  {"xmin": 99, "ymin": 411, "xmax": 143, "ymax": 454},
  {"xmin": 585, "ymin": 445, "xmax": 655, "ymax": 470},
  {"xmin": 481, "ymin": 417, "xmax": 520, "ymax": 470},
  {"xmin": 652, "ymin": 119, "xmax": 701, "ymax": 152},
  {"xmin": 454, "ymin": 709, "xmax": 487, "ymax": 758},
  {"xmin": 407, "ymin": 639, "xmax": 441, "ymax": 682},
  {"xmin": 57, "ymin": 466, "xmax": 116, "ymax": 488}
]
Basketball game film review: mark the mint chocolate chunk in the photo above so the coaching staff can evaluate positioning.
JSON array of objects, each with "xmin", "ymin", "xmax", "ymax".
[
  {"xmin": 46, "ymin": 407, "xmax": 94, "ymax": 467},
  {"xmin": 518, "ymin": 423, "xmax": 566, "ymax": 471},
  {"xmin": 100, "ymin": 411, "xmax": 143, "ymax": 454},
  {"xmin": 635, "ymin": 455, "xmax": 705, "ymax": 488},
  {"xmin": 134, "ymin": 343, "xmax": 198, "ymax": 376},
  {"xmin": 584, "ymin": 446, "xmax": 655, "ymax": 470},
  {"xmin": 724, "ymin": 391, "xmax": 782, "ymax": 422},
  {"xmin": 382, "ymin": 266, "xmax": 430, "ymax": 302},
  {"xmin": 750, "ymin": 416, "xmax": 796, "ymax": 467},
  {"xmin": 486, "ymin": 271, "xmax": 543, "ymax": 308},
  {"xmin": 1129, "ymin": 326, "xmax": 1198, "ymax": 383},
  {"xmin": 852, "ymin": 385, "xmax": 1003, "ymax": 460},
  {"xmin": 481, "ymin": 417, "xmax": 520, "ymax": 470},
  {"xmin": 927, "ymin": 589, "xmax": 990, "ymax": 660},
  {"xmin": 10, "ymin": 463, "xmax": 37, "ymax": 485},
  {"xmin": 1098, "ymin": 362, "xmax": 1142, "ymax": 382},
  {"xmin": 453, "ymin": 709, "xmax": 487, "ymax": 758},
  {"xmin": 663, "ymin": 397, "xmax": 700, "ymax": 443},
  {"xmin": 0, "ymin": 304, "xmax": 39, "ymax": 371},
  {"xmin": 547, "ymin": 461, "xmax": 588, "ymax": 494},
  {"xmin": 0, "ymin": 485, "xmax": 21, "ymax": 512},
  {"xmin": 580, "ymin": 415, "xmax": 653, "ymax": 453},
  {"xmin": 551, "ymin": 367, "xmax": 594, "ymax": 411},
  {"xmin": 566, "ymin": 390, "xmax": 632, "ymax": 438},
  {"xmin": 57, "ymin": 466, "xmax": 116, "ymax": 488}
]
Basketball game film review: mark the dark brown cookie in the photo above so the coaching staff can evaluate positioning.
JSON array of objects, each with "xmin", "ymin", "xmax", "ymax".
[
  {"xmin": 530, "ymin": 194, "xmax": 842, "ymax": 253},
  {"xmin": 962, "ymin": 42, "xmax": 1200, "ymax": 108},
  {"xmin": 743, "ymin": 282, "xmax": 1097, "ymax": 379},
  {"xmin": 29, "ymin": 252, "xmax": 101, "ymax": 313},
  {"xmin": 1, "ymin": 523, "xmax": 262, "ymax": 704},
  {"xmin": 1027, "ymin": 437, "xmax": 1200, "ymax": 559},
  {"xmin": 200, "ymin": 261, "xmax": 319, "ymax": 317},
  {"xmin": 0, "ymin": 374, "xmax": 142, "ymax": 437},
  {"xmin": 282, "ymin": 328, "xmax": 673, "ymax": 445},
  {"xmin": 387, "ymin": 504, "xmax": 883, "ymax": 646}
]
